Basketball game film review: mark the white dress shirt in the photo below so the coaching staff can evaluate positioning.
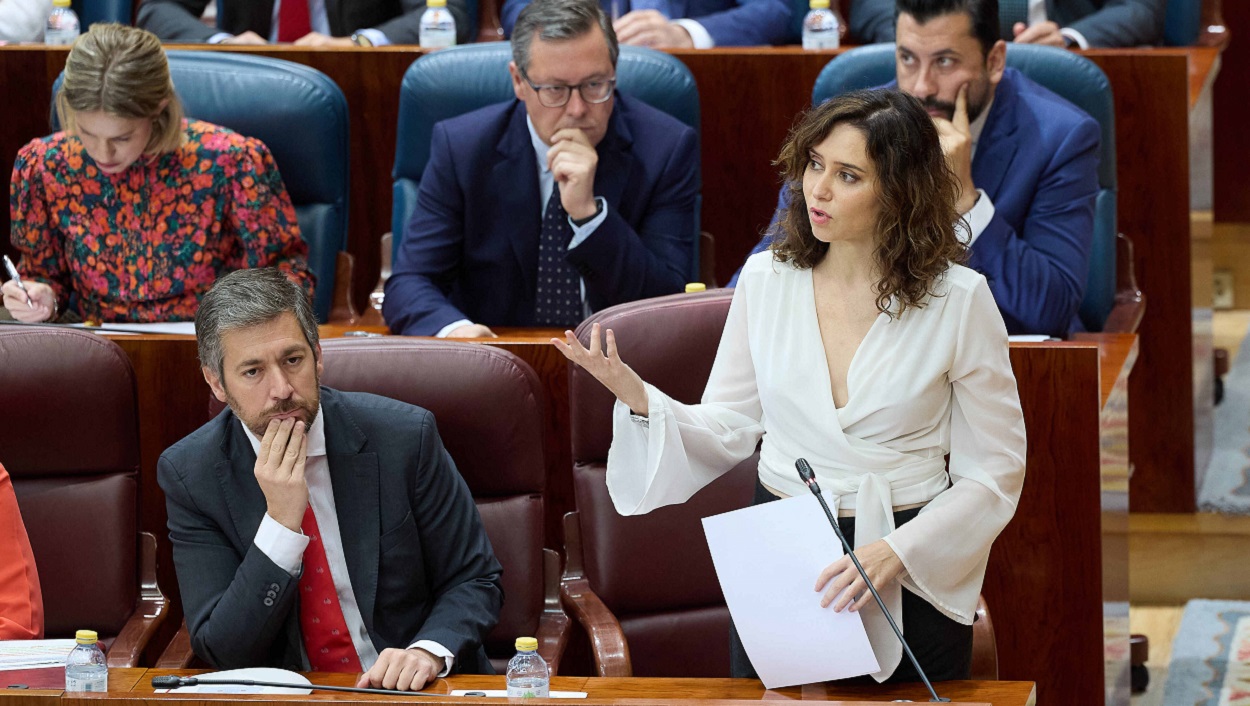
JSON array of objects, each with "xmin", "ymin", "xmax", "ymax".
[
  {"xmin": 607, "ymin": 252, "xmax": 1026, "ymax": 681},
  {"xmin": 954, "ymin": 95, "xmax": 994, "ymax": 246},
  {"xmin": 436, "ymin": 114, "xmax": 609, "ymax": 337},
  {"xmin": 246, "ymin": 408, "xmax": 453, "ymax": 674}
]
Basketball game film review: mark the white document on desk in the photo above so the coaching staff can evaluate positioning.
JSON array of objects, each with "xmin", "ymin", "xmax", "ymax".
[{"xmin": 702, "ymin": 491, "xmax": 880, "ymax": 689}]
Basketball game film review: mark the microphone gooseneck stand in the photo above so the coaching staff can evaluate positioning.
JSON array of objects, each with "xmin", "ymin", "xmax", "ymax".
[
  {"xmin": 149, "ymin": 675, "xmax": 472, "ymax": 697},
  {"xmin": 794, "ymin": 458, "xmax": 950, "ymax": 703}
]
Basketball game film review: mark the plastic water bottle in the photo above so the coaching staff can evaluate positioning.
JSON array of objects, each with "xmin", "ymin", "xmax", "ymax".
[
  {"xmin": 505, "ymin": 637, "xmax": 549, "ymax": 699},
  {"xmin": 45, "ymin": 0, "xmax": 80, "ymax": 46},
  {"xmin": 801, "ymin": 0, "xmax": 840, "ymax": 50},
  {"xmin": 65, "ymin": 630, "xmax": 107, "ymax": 693},
  {"xmin": 418, "ymin": 0, "xmax": 456, "ymax": 49}
]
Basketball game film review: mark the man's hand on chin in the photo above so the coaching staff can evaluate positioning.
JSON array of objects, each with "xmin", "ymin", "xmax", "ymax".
[{"xmin": 356, "ymin": 647, "xmax": 443, "ymax": 691}]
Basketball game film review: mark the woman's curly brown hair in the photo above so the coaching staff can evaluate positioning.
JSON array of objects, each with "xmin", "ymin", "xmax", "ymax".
[{"xmin": 770, "ymin": 89, "xmax": 968, "ymax": 317}]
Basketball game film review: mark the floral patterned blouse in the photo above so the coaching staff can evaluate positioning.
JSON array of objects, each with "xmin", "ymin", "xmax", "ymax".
[{"xmin": 9, "ymin": 119, "xmax": 313, "ymax": 323}]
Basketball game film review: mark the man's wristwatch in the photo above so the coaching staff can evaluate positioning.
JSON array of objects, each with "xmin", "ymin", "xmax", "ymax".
[{"xmin": 350, "ymin": 32, "xmax": 374, "ymax": 47}]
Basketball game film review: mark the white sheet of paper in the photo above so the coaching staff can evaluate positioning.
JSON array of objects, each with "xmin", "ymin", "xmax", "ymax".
[
  {"xmin": 157, "ymin": 668, "xmax": 312, "ymax": 694},
  {"xmin": 75, "ymin": 322, "xmax": 198, "ymax": 336},
  {"xmin": 0, "ymin": 639, "xmax": 75, "ymax": 670},
  {"xmin": 702, "ymin": 491, "xmax": 880, "ymax": 689},
  {"xmin": 449, "ymin": 690, "xmax": 586, "ymax": 698}
]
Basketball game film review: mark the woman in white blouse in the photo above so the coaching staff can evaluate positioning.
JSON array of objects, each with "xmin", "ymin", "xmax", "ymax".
[{"xmin": 553, "ymin": 89, "xmax": 1026, "ymax": 684}]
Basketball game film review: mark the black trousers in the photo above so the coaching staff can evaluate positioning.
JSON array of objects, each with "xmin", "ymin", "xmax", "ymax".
[{"xmin": 728, "ymin": 480, "xmax": 972, "ymax": 683}]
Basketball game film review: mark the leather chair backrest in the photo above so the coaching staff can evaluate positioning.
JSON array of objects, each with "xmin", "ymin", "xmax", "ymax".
[
  {"xmin": 811, "ymin": 43, "xmax": 1117, "ymax": 332},
  {"xmin": 72, "ymin": 0, "xmax": 132, "ymax": 26},
  {"xmin": 569, "ymin": 290, "xmax": 756, "ymax": 677},
  {"xmin": 0, "ymin": 328, "xmax": 140, "ymax": 640},
  {"xmin": 51, "ymin": 52, "xmax": 349, "ymax": 322},
  {"xmin": 317, "ymin": 338, "xmax": 546, "ymax": 665},
  {"xmin": 391, "ymin": 42, "xmax": 701, "ymax": 275},
  {"xmin": 1164, "ymin": 0, "xmax": 1202, "ymax": 46}
]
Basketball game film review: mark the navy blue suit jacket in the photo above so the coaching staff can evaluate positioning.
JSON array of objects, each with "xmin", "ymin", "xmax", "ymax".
[
  {"xmin": 384, "ymin": 95, "xmax": 699, "ymax": 337},
  {"xmin": 732, "ymin": 69, "xmax": 1100, "ymax": 337},
  {"xmin": 500, "ymin": 0, "xmax": 791, "ymax": 46},
  {"xmin": 849, "ymin": 0, "xmax": 1165, "ymax": 46}
]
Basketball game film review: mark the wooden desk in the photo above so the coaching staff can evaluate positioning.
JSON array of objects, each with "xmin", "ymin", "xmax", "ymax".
[
  {"xmin": 49, "ymin": 670, "xmax": 1036, "ymax": 706},
  {"xmin": 0, "ymin": 669, "xmax": 147, "ymax": 706}
]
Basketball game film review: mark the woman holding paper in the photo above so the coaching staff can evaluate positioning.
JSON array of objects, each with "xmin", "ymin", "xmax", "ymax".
[
  {"xmin": 2, "ymin": 24, "xmax": 311, "ymax": 325},
  {"xmin": 553, "ymin": 88, "xmax": 1026, "ymax": 683}
]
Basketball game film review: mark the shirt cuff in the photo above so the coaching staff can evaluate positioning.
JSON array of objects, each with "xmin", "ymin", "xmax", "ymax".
[
  {"xmin": 567, "ymin": 197, "xmax": 609, "ymax": 249},
  {"xmin": 1060, "ymin": 27, "xmax": 1089, "ymax": 49},
  {"xmin": 207, "ymin": 32, "xmax": 234, "ymax": 44},
  {"xmin": 673, "ymin": 18, "xmax": 714, "ymax": 49},
  {"xmin": 436, "ymin": 319, "xmax": 474, "ymax": 338},
  {"xmin": 407, "ymin": 641, "xmax": 455, "ymax": 677},
  {"xmin": 955, "ymin": 189, "xmax": 993, "ymax": 246},
  {"xmin": 254, "ymin": 513, "xmax": 309, "ymax": 576},
  {"xmin": 355, "ymin": 28, "xmax": 390, "ymax": 46}
]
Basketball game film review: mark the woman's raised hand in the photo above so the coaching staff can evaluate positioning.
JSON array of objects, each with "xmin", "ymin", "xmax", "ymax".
[{"xmin": 551, "ymin": 323, "xmax": 649, "ymax": 415}]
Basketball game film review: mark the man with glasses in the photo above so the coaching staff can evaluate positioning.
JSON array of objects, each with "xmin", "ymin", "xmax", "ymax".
[{"xmin": 384, "ymin": 0, "xmax": 699, "ymax": 337}]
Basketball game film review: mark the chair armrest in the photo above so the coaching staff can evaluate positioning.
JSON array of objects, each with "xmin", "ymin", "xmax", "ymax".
[
  {"xmin": 699, "ymin": 231, "xmax": 718, "ymax": 289},
  {"xmin": 328, "ymin": 251, "xmax": 362, "ymax": 324},
  {"xmin": 970, "ymin": 595, "xmax": 998, "ymax": 681},
  {"xmin": 560, "ymin": 512, "xmax": 631, "ymax": 677},
  {"xmin": 1104, "ymin": 233, "xmax": 1145, "ymax": 334},
  {"xmin": 536, "ymin": 548, "xmax": 572, "ymax": 675},
  {"xmin": 154, "ymin": 622, "xmax": 195, "ymax": 669},
  {"xmin": 106, "ymin": 532, "xmax": 169, "ymax": 668}
]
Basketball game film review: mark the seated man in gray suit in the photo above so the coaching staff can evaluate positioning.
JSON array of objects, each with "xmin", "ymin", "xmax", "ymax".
[
  {"xmin": 159, "ymin": 268, "xmax": 502, "ymax": 691},
  {"xmin": 851, "ymin": 0, "xmax": 1165, "ymax": 47}
]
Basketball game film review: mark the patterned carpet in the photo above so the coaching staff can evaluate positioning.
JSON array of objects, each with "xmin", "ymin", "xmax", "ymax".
[
  {"xmin": 1198, "ymin": 328, "xmax": 1250, "ymax": 514},
  {"xmin": 1162, "ymin": 600, "xmax": 1250, "ymax": 705}
]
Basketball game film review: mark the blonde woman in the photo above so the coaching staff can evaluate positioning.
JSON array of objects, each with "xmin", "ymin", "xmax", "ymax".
[{"xmin": 2, "ymin": 24, "xmax": 311, "ymax": 324}]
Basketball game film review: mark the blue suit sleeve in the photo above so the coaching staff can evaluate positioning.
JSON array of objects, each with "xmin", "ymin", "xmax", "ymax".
[
  {"xmin": 692, "ymin": 0, "xmax": 792, "ymax": 46},
  {"xmin": 566, "ymin": 124, "xmax": 698, "ymax": 306},
  {"xmin": 968, "ymin": 115, "xmax": 1100, "ymax": 336},
  {"xmin": 848, "ymin": 0, "xmax": 895, "ymax": 43},
  {"xmin": 383, "ymin": 123, "xmax": 472, "ymax": 337},
  {"xmin": 1066, "ymin": 0, "xmax": 1165, "ymax": 47}
]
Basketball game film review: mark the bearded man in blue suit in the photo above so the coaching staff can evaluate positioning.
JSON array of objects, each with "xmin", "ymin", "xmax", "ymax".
[
  {"xmin": 385, "ymin": 0, "xmax": 698, "ymax": 338},
  {"xmin": 732, "ymin": 0, "xmax": 1100, "ymax": 337}
]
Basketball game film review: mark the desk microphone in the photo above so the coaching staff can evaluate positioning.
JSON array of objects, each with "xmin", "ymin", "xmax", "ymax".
[
  {"xmin": 149, "ymin": 675, "xmax": 468, "ymax": 697},
  {"xmin": 795, "ymin": 458, "xmax": 949, "ymax": 703}
]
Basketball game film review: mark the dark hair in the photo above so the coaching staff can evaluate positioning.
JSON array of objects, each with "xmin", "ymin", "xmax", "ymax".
[
  {"xmin": 196, "ymin": 268, "xmax": 319, "ymax": 381},
  {"xmin": 770, "ymin": 89, "xmax": 967, "ymax": 317},
  {"xmin": 895, "ymin": 0, "xmax": 1001, "ymax": 56},
  {"xmin": 512, "ymin": 0, "xmax": 618, "ymax": 74}
]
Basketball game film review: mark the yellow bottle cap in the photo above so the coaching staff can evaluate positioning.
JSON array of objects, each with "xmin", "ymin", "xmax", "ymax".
[
  {"xmin": 75, "ymin": 630, "xmax": 98, "ymax": 644},
  {"xmin": 428, "ymin": 0, "xmax": 448, "ymax": 7},
  {"xmin": 52, "ymin": 0, "xmax": 72, "ymax": 6},
  {"xmin": 809, "ymin": 0, "xmax": 830, "ymax": 7},
  {"xmin": 685, "ymin": 283, "xmax": 707, "ymax": 293},
  {"xmin": 515, "ymin": 637, "xmax": 538, "ymax": 651}
]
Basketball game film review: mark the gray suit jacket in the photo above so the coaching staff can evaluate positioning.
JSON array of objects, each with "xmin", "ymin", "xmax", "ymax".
[
  {"xmin": 137, "ymin": 0, "xmax": 472, "ymax": 45},
  {"xmin": 849, "ymin": 0, "xmax": 1165, "ymax": 47},
  {"xmin": 158, "ymin": 387, "xmax": 502, "ymax": 672}
]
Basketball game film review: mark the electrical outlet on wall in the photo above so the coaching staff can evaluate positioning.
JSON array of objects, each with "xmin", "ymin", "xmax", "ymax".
[{"xmin": 1214, "ymin": 270, "xmax": 1235, "ymax": 309}]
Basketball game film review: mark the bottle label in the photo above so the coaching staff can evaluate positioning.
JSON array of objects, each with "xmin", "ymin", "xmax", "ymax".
[{"xmin": 65, "ymin": 677, "xmax": 106, "ymax": 692}]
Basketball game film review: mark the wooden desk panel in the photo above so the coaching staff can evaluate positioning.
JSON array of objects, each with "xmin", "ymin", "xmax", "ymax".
[{"xmin": 93, "ymin": 670, "xmax": 1036, "ymax": 706}]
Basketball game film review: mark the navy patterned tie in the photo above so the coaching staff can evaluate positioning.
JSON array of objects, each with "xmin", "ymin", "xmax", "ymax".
[
  {"xmin": 999, "ymin": 0, "xmax": 1029, "ymax": 41},
  {"xmin": 534, "ymin": 190, "xmax": 583, "ymax": 327}
]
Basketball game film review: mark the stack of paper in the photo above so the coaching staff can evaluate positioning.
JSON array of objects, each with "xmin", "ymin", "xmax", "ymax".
[{"xmin": 0, "ymin": 640, "xmax": 76, "ymax": 671}]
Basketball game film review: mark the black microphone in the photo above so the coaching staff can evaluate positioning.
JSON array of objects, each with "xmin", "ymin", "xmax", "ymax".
[
  {"xmin": 795, "ymin": 458, "xmax": 950, "ymax": 703},
  {"xmin": 149, "ymin": 675, "xmax": 460, "ymax": 697}
]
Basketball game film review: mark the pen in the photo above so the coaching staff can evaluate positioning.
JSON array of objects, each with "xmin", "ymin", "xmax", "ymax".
[{"xmin": 2, "ymin": 255, "xmax": 35, "ymax": 308}]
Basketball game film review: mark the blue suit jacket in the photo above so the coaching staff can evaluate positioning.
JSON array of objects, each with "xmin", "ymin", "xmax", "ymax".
[
  {"xmin": 732, "ymin": 68, "xmax": 1100, "ymax": 337},
  {"xmin": 500, "ymin": 0, "xmax": 791, "ymax": 46},
  {"xmin": 849, "ymin": 0, "xmax": 1165, "ymax": 46},
  {"xmin": 384, "ymin": 94, "xmax": 699, "ymax": 336}
]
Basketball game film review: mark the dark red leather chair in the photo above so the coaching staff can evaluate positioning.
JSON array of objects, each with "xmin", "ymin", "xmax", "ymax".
[
  {"xmin": 161, "ymin": 338, "xmax": 569, "ymax": 673},
  {"xmin": 561, "ymin": 290, "xmax": 998, "ymax": 680},
  {"xmin": 0, "ymin": 327, "xmax": 166, "ymax": 667}
]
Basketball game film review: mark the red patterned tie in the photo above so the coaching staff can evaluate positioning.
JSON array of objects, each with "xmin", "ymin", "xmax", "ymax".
[
  {"xmin": 298, "ymin": 506, "xmax": 363, "ymax": 672},
  {"xmin": 276, "ymin": 0, "xmax": 312, "ymax": 42}
]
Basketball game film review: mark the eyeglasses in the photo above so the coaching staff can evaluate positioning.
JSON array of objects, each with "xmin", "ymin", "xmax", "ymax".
[{"xmin": 520, "ymin": 70, "xmax": 616, "ymax": 108}]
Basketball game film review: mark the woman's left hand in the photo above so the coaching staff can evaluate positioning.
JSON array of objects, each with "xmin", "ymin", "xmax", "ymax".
[{"xmin": 815, "ymin": 539, "xmax": 904, "ymax": 612}]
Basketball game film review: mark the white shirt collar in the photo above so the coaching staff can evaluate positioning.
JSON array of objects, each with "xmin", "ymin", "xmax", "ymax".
[
  {"xmin": 239, "ymin": 402, "xmax": 327, "ymax": 459},
  {"xmin": 526, "ymin": 115, "xmax": 551, "ymax": 174}
]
